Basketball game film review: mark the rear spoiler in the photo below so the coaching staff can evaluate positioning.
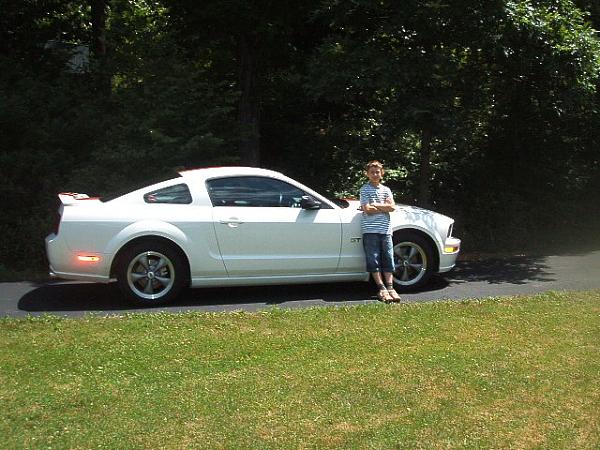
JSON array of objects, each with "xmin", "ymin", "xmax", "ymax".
[{"xmin": 58, "ymin": 192, "xmax": 101, "ymax": 206}]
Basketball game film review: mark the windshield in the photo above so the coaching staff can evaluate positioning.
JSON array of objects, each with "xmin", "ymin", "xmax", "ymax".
[{"xmin": 331, "ymin": 198, "xmax": 351, "ymax": 208}]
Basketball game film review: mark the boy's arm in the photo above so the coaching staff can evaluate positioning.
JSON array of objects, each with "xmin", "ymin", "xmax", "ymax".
[
  {"xmin": 374, "ymin": 190, "xmax": 395, "ymax": 212},
  {"xmin": 364, "ymin": 201, "xmax": 394, "ymax": 213},
  {"xmin": 360, "ymin": 187, "xmax": 395, "ymax": 213},
  {"xmin": 375, "ymin": 203, "xmax": 395, "ymax": 212},
  {"xmin": 362, "ymin": 203, "xmax": 380, "ymax": 214},
  {"xmin": 359, "ymin": 188, "xmax": 377, "ymax": 214}
]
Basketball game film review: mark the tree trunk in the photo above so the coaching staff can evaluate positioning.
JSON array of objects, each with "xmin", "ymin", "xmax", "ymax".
[
  {"xmin": 90, "ymin": 0, "xmax": 110, "ymax": 94},
  {"xmin": 238, "ymin": 35, "xmax": 260, "ymax": 166},
  {"xmin": 418, "ymin": 124, "xmax": 432, "ymax": 208},
  {"xmin": 91, "ymin": 0, "xmax": 107, "ymax": 58}
]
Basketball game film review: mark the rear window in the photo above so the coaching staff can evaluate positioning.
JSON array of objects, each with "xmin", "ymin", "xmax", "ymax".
[
  {"xmin": 144, "ymin": 184, "xmax": 192, "ymax": 204},
  {"xmin": 100, "ymin": 172, "xmax": 183, "ymax": 202}
]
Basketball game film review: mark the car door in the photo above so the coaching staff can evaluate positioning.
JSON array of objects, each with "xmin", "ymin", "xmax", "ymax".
[{"xmin": 207, "ymin": 176, "xmax": 342, "ymax": 277}]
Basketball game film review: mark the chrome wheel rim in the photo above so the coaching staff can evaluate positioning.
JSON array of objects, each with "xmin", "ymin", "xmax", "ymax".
[
  {"xmin": 393, "ymin": 241, "xmax": 428, "ymax": 286},
  {"xmin": 127, "ymin": 251, "xmax": 175, "ymax": 300}
]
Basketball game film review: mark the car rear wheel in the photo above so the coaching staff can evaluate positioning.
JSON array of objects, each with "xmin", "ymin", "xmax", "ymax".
[
  {"xmin": 392, "ymin": 232, "xmax": 435, "ymax": 291},
  {"xmin": 116, "ymin": 241, "xmax": 187, "ymax": 306}
]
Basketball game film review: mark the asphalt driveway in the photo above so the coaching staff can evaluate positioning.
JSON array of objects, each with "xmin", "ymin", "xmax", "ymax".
[{"xmin": 1, "ymin": 250, "xmax": 599, "ymax": 318}]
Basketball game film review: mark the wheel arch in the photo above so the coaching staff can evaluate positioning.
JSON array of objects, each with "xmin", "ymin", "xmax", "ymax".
[
  {"xmin": 110, "ymin": 235, "xmax": 191, "ymax": 283},
  {"xmin": 392, "ymin": 227, "xmax": 440, "ymax": 272}
]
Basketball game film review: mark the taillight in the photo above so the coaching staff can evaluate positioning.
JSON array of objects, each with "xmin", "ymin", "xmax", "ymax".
[{"xmin": 77, "ymin": 255, "xmax": 101, "ymax": 262}]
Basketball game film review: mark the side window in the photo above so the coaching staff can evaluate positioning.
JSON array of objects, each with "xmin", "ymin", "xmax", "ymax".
[
  {"xmin": 207, "ymin": 176, "xmax": 311, "ymax": 208},
  {"xmin": 144, "ymin": 184, "xmax": 192, "ymax": 204}
]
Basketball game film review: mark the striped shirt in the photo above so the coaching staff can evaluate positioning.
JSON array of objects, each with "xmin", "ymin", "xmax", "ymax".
[{"xmin": 360, "ymin": 182, "xmax": 393, "ymax": 235}]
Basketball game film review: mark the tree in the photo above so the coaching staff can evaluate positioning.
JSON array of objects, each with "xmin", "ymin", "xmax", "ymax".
[
  {"xmin": 91, "ymin": 0, "xmax": 107, "ymax": 58},
  {"xmin": 573, "ymin": 0, "xmax": 600, "ymax": 29},
  {"xmin": 308, "ymin": 0, "xmax": 505, "ymax": 207},
  {"xmin": 0, "ymin": 0, "xmax": 238, "ymax": 272},
  {"xmin": 164, "ymin": 0, "xmax": 322, "ymax": 166},
  {"xmin": 308, "ymin": 0, "xmax": 599, "ymax": 247}
]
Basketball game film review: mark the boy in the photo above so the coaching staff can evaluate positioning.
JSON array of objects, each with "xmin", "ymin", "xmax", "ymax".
[{"xmin": 360, "ymin": 160, "xmax": 401, "ymax": 302}]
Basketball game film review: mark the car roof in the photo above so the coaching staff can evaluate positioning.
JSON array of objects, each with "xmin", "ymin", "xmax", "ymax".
[
  {"xmin": 104, "ymin": 166, "xmax": 338, "ymax": 209},
  {"xmin": 178, "ymin": 166, "xmax": 285, "ymax": 181},
  {"xmin": 177, "ymin": 166, "xmax": 337, "ymax": 208}
]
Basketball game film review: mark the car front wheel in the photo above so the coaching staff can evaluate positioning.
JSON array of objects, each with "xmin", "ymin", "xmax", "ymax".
[
  {"xmin": 116, "ymin": 241, "xmax": 187, "ymax": 306},
  {"xmin": 392, "ymin": 232, "xmax": 435, "ymax": 291}
]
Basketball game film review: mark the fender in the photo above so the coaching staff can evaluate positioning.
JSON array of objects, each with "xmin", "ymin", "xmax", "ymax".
[
  {"xmin": 391, "ymin": 205, "xmax": 448, "ymax": 250},
  {"xmin": 104, "ymin": 220, "xmax": 191, "ymax": 262},
  {"xmin": 392, "ymin": 224, "xmax": 445, "ymax": 252}
]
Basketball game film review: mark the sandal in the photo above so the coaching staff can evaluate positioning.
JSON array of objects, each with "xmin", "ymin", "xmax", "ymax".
[
  {"xmin": 387, "ymin": 288, "xmax": 401, "ymax": 302},
  {"xmin": 377, "ymin": 288, "xmax": 393, "ymax": 303}
]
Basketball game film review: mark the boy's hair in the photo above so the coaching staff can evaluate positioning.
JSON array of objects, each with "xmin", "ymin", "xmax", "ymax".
[{"xmin": 366, "ymin": 160, "xmax": 384, "ymax": 170}]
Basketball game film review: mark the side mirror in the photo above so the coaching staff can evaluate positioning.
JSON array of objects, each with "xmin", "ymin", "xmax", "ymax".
[{"xmin": 300, "ymin": 195, "xmax": 321, "ymax": 210}]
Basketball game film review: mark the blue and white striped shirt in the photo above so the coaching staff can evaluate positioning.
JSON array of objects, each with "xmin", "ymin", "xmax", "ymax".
[{"xmin": 360, "ymin": 183, "xmax": 394, "ymax": 235}]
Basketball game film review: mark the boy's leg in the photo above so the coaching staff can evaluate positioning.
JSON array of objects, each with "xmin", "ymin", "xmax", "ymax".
[
  {"xmin": 363, "ymin": 234, "xmax": 392, "ymax": 302},
  {"xmin": 373, "ymin": 272, "xmax": 392, "ymax": 302},
  {"xmin": 382, "ymin": 235, "xmax": 401, "ymax": 301},
  {"xmin": 372, "ymin": 271, "xmax": 385, "ymax": 286},
  {"xmin": 362, "ymin": 234, "xmax": 380, "ymax": 273}
]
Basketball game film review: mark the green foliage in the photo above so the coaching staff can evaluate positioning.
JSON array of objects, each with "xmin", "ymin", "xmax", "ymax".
[
  {"xmin": 0, "ymin": 1, "xmax": 238, "ymax": 271},
  {"xmin": 1, "ymin": 0, "xmax": 599, "ymax": 274},
  {"xmin": 464, "ymin": 0, "xmax": 600, "ymax": 248},
  {"xmin": 307, "ymin": 0, "xmax": 600, "ymax": 249}
]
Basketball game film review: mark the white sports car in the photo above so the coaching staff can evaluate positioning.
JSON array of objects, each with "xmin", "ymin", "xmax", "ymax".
[{"xmin": 45, "ymin": 167, "xmax": 461, "ymax": 305}]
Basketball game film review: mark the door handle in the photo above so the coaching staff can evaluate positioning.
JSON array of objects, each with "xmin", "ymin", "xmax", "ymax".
[{"xmin": 219, "ymin": 218, "xmax": 244, "ymax": 228}]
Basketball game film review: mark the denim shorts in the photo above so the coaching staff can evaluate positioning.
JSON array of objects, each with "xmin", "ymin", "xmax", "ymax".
[{"xmin": 363, "ymin": 233, "xmax": 395, "ymax": 273}]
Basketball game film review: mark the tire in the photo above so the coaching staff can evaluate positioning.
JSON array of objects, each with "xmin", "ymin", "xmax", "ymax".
[
  {"xmin": 392, "ymin": 232, "xmax": 436, "ymax": 292},
  {"xmin": 116, "ymin": 240, "xmax": 188, "ymax": 306}
]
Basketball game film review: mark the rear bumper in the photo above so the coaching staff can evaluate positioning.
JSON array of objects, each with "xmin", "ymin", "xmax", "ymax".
[
  {"xmin": 48, "ymin": 266, "xmax": 111, "ymax": 283},
  {"xmin": 45, "ymin": 233, "xmax": 111, "ymax": 283}
]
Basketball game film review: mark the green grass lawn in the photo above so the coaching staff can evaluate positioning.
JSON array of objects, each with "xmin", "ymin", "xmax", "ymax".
[{"xmin": 1, "ymin": 291, "xmax": 599, "ymax": 449}]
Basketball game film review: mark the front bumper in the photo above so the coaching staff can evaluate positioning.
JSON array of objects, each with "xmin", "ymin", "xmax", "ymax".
[{"xmin": 439, "ymin": 237, "xmax": 461, "ymax": 273}]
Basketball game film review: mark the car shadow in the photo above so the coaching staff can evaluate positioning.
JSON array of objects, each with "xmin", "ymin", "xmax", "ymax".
[
  {"xmin": 446, "ymin": 255, "xmax": 556, "ymax": 285},
  {"xmin": 18, "ymin": 282, "xmax": 128, "ymax": 312},
  {"xmin": 17, "ymin": 277, "xmax": 455, "ymax": 313},
  {"xmin": 17, "ymin": 255, "xmax": 559, "ymax": 313},
  {"xmin": 17, "ymin": 281, "xmax": 379, "ymax": 313}
]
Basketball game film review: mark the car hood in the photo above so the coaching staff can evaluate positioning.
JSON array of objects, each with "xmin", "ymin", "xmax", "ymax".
[
  {"xmin": 345, "ymin": 199, "xmax": 450, "ymax": 219},
  {"xmin": 345, "ymin": 200, "xmax": 453, "ymax": 239}
]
